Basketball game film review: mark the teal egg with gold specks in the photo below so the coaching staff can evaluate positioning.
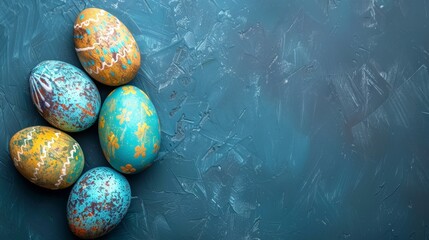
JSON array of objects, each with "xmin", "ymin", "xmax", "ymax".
[{"xmin": 98, "ymin": 85, "xmax": 161, "ymax": 174}]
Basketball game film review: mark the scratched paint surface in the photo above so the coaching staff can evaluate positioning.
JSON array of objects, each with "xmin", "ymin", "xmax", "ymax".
[
  {"xmin": 9, "ymin": 126, "xmax": 84, "ymax": 190},
  {"xmin": 1, "ymin": 0, "xmax": 429, "ymax": 239},
  {"xmin": 29, "ymin": 60, "xmax": 101, "ymax": 132}
]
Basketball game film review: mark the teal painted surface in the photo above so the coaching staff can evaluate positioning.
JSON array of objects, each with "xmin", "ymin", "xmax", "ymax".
[{"xmin": 1, "ymin": 0, "xmax": 429, "ymax": 239}]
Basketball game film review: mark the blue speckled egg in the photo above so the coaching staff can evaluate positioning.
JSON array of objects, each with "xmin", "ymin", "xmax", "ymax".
[
  {"xmin": 29, "ymin": 60, "xmax": 101, "ymax": 132},
  {"xmin": 98, "ymin": 85, "xmax": 161, "ymax": 174},
  {"xmin": 67, "ymin": 167, "xmax": 131, "ymax": 239}
]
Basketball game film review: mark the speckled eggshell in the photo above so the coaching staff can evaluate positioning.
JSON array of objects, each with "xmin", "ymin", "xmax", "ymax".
[
  {"xmin": 98, "ymin": 85, "xmax": 161, "ymax": 174},
  {"xmin": 67, "ymin": 167, "xmax": 131, "ymax": 239},
  {"xmin": 74, "ymin": 8, "xmax": 141, "ymax": 86},
  {"xmin": 9, "ymin": 126, "xmax": 84, "ymax": 190},
  {"xmin": 29, "ymin": 60, "xmax": 101, "ymax": 132}
]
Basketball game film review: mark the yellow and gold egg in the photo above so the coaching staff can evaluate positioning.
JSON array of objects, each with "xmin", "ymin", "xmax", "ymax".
[{"xmin": 9, "ymin": 126, "xmax": 84, "ymax": 190}]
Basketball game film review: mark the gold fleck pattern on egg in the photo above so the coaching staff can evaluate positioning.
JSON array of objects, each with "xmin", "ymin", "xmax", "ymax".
[
  {"xmin": 74, "ymin": 8, "xmax": 141, "ymax": 86},
  {"xmin": 122, "ymin": 86, "xmax": 137, "ymax": 95},
  {"xmin": 135, "ymin": 122, "xmax": 149, "ymax": 140},
  {"xmin": 153, "ymin": 142, "xmax": 160, "ymax": 154},
  {"xmin": 99, "ymin": 116, "xmax": 105, "ymax": 128},
  {"xmin": 141, "ymin": 102, "xmax": 153, "ymax": 116},
  {"xmin": 120, "ymin": 164, "xmax": 136, "ymax": 174},
  {"xmin": 134, "ymin": 144, "xmax": 147, "ymax": 159},
  {"xmin": 116, "ymin": 109, "xmax": 132, "ymax": 124},
  {"xmin": 107, "ymin": 132, "xmax": 120, "ymax": 157}
]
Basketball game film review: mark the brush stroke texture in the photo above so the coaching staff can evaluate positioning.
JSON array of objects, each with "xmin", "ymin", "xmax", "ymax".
[{"xmin": 1, "ymin": 0, "xmax": 429, "ymax": 239}]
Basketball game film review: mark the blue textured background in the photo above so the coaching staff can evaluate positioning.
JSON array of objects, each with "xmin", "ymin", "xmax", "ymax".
[{"xmin": 1, "ymin": 0, "xmax": 429, "ymax": 239}]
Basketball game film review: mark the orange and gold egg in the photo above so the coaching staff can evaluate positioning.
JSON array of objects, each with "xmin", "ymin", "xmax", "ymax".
[{"xmin": 74, "ymin": 8, "xmax": 141, "ymax": 86}]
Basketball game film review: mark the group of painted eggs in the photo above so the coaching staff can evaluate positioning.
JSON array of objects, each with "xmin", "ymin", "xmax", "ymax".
[{"xmin": 8, "ymin": 8, "xmax": 160, "ymax": 239}]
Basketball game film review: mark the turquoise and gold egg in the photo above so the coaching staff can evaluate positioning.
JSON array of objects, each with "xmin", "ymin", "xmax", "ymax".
[
  {"xmin": 98, "ymin": 85, "xmax": 161, "ymax": 174},
  {"xmin": 74, "ymin": 8, "xmax": 141, "ymax": 86}
]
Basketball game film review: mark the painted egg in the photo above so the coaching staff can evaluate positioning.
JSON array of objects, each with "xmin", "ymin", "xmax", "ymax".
[
  {"xmin": 29, "ymin": 60, "xmax": 101, "ymax": 132},
  {"xmin": 74, "ymin": 8, "xmax": 141, "ymax": 86},
  {"xmin": 9, "ymin": 126, "xmax": 84, "ymax": 190},
  {"xmin": 98, "ymin": 85, "xmax": 160, "ymax": 174},
  {"xmin": 67, "ymin": 167, "xmax": 131, "ymax": 239}
]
